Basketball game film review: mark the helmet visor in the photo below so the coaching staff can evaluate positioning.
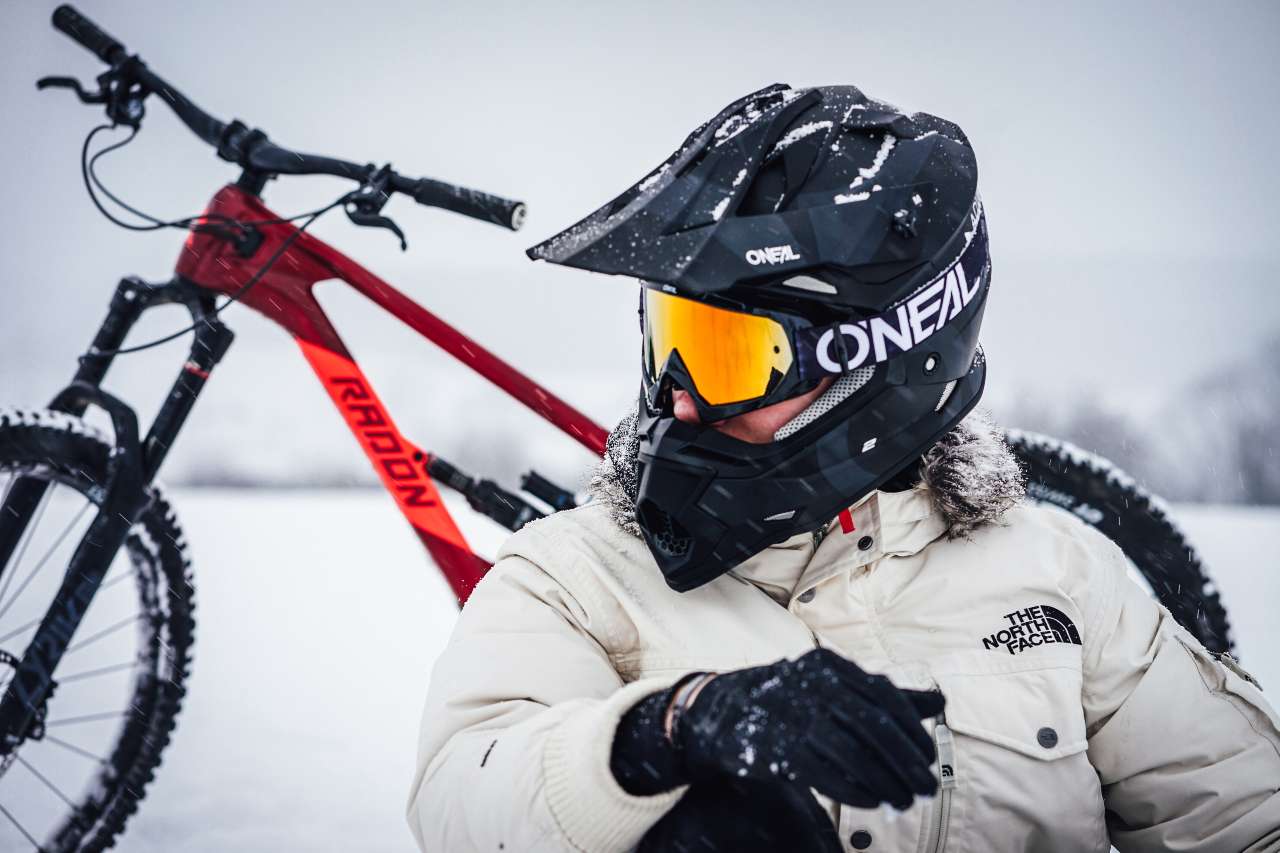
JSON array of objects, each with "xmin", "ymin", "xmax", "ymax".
[{"xmin": 643, "ymin": 288, "xmax": 795, "ymax": 408}]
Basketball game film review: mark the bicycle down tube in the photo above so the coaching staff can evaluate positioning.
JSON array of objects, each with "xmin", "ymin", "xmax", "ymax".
[{"xmin": 174, "ymin": 183, "xmax": 609, "ymax": 601}]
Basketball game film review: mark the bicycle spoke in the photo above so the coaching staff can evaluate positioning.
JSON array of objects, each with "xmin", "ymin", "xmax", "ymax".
[
  {"xmin": 0, "ymin": 614, "xmax": 42, "ymax": 647},
  {"xmin": 98, "ymin": 570, "xmax": 134, "ymax": 592},
  {"xmin": 43, "ymin": 709, "xmax": 129, "ymax": 728},
  {"xmin": 63, "ymin": 613, "xmax": 141, "ymax": 655},
  {"xmin": 0, "ymin": 471, "xmax": 37, "ymax": 520},
  {"xmin": 0, "ymin": 801, "xmax": 39, "ymax": 849},
  {"xmin": 57, "ymin": 660, "xmax": 138, "ymax": 683},
  {"xmin": 0, "ymin": 485, "xmax": 52, "ymax": 611},
  {"xmin": 15, "ymin": 753, "xmax": 75, "ymax": 807},
  {"xmin": 42, "ymin": 734, "xmax": 106, "ymax": 764},
  {"xmin": 0, "ymin": 498, "xmax": 94, "ymax": 623}
]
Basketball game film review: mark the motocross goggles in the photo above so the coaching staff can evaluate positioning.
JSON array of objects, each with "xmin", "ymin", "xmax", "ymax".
[
  {"xmin": 641, "ymin": 209, "xmax": 990, "ymax": 422},
  {"xmin": 642, "ymin": 287, "xmax": 815, "ymax": 421}
]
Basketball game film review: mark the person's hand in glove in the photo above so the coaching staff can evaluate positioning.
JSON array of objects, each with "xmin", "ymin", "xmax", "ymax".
[{"xmin": 610, "ymin": 647, "xmax": 945, "ymax": 811}]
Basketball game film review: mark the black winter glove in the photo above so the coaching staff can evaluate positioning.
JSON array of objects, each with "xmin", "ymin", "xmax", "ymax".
[{"xmin": 611, "ymin": 648, "xmax": 944, "ymax": 811}]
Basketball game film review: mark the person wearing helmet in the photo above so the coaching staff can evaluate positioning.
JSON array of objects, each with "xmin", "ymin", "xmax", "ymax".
[{"xmin": 407, "ymin": 85, "xmax": 1280, "ymax": 852}]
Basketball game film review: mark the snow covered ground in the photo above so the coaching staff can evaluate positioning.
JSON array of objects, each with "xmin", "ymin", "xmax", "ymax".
[{"xmin": 12, "ymin": 491, "xmax": 1280, "ymax": 851}]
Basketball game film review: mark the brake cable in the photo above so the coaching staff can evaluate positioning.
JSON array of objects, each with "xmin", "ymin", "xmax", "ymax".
[
  {"xmin": 81, "ymin": 124, "xmax": 344, "ymax": 234},
  {"xmin": 77, "ymin": 122, "xmax": 352, "ymax": 357}
]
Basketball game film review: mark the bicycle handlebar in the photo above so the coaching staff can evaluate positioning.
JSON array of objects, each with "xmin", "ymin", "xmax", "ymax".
[
  {"xmin": 49, "ymin": 5, "xmax": 527, "ymax": 231},
  {"xmin": 52, "ymin": 4, "xmax": 126, "ymax": 65}
]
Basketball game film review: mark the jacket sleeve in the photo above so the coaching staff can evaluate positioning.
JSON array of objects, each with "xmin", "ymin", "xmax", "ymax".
[
  {"xmin": 406, "ymin": 552, "xmax": 686, "ymax": 853},
  {"xmin": 1078, "ymin": 526, "xmax": 1280, "ymax": 852}
]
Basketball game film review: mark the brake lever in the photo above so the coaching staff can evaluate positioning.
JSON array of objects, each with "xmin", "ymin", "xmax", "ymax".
[
  {"xmin": 344, "ymin": 164, "xmax": 408, "ymax": 250},
  {"xmin": 36, "ymin": 75, "xmax": 106, "ymax": 104},
  {"xmin": 37, "ymin": 58, "xmax": 147, "ymax": 129},
  {"xmin": 346, "ymin": 206, "xmax": 407, "ymax": 251}
]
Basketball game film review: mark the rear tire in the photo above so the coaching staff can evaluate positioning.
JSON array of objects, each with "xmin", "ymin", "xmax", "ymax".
[
  {"xmin": 1007, "ymin": 429, "xmax": 1233, "ymax": 654},
  {"xmin": 0, "ymin": 408, "xmax": 196, "ymax": 853}
]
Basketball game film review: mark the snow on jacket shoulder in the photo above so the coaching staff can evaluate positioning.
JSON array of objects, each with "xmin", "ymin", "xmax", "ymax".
[{"xmin": 406, "ymin": 414, "xmax": 1280, "ymax": 852}]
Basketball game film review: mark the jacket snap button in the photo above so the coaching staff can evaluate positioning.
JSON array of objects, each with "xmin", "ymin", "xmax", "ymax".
[
  {"xmin": 857, "ymin": 535, "xmax": 874, "ymax": 551},
  {"xmin": 1037, "ymin": 727, "xmax": 1058, "ymax": 748},
  {"xmin": 850, "ymin": 829, "xmax": 873, "ymax": 849},
  {"xmin": 797, "ymin": 589, "xmax": 816, "ymax": 604}
]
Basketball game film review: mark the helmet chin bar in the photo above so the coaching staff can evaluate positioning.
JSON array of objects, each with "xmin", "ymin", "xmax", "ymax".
[{"xmin": 635, "ymin": 356, "xmax": 987, "ymax": 593}]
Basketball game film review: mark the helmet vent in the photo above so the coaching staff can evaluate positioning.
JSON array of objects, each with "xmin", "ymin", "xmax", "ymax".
[
  {"xmin": 782, "ymin": 275, "xmax": 838, "ymax": 295},
  {"xmin": 774, "ymin": 366, "xmax": 875, "ymax": 441},
  {"xmin": 934, "ymin": 379, "xmax": 958, "ymax": 412},
  {"xmin": 651, "ymin": 509, "xmax": 692, "ymax": 558},
  {"xmin": 638, "ymin": 500, "xmax": 694, "ymax": 559}
]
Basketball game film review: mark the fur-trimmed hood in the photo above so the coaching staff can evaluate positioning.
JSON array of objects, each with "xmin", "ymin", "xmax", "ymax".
[{"xmin": 587, "ymin": 406, "xmax": 1026, "ymax": 542}]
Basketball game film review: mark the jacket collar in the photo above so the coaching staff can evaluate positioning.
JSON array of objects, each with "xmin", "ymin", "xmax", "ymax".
[{"xmin": 729, "ymin": 486, "xmax": 948, "ymax": 601}]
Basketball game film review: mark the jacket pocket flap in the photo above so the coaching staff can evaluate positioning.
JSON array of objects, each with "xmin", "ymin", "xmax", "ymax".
[{"xmin": 934, "ymin": 666, "xmax": 1088, "ymax": 760}]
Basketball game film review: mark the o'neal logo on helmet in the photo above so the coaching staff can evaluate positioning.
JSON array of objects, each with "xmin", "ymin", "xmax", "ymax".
[
  {"xmin": 815, "ymin": 259, "xmax": 983, "ymax": 372},
  {"xmin": 744, "ymin": 244, "xmax": 802, "ymax": 266},
  {"xmin": 807, "ymin": 206, "xmax": 989, "ymax": 375}
]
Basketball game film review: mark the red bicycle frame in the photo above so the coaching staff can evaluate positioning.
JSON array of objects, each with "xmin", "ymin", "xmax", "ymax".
[{"xmin": 175, "ymin": 184, "xmax": 609, "ymax": 603}]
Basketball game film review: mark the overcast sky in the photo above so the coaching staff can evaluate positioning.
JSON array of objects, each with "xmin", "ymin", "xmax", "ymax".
[{"xmin": 2, "ymin": 0, "xmax": 1277, "ymax": 485}]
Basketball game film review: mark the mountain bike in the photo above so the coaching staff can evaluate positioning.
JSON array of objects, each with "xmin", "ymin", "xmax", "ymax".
[{"xmin": 0, "ymin": 7, "xmax": 1235, "ymax": 851}]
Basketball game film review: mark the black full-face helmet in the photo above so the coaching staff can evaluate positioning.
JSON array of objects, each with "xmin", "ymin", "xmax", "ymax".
[{"xmin": 529, "ymin": 83, "xmax": 992, "ymax": 592}]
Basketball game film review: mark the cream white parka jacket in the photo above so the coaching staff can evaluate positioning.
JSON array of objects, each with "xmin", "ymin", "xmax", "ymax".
[{"xmin": 407, "ymin": 414, "xmax": 1280, "ymax": 852}]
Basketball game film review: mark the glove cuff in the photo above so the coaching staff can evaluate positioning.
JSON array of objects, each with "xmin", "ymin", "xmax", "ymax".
[{"xmin": 611, "ymin": 675, "xmax": 706, "ymax": 796}]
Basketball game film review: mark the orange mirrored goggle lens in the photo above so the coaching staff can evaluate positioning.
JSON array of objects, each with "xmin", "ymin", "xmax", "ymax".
[{"xmin": 644, "ymin": 288, "xmax": 794, "ymax": 406}]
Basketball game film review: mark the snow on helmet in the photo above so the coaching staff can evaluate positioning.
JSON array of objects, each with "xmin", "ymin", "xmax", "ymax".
[{"xmin": 529, "ymin": 83, "xmax": 991, "ymax": 592}]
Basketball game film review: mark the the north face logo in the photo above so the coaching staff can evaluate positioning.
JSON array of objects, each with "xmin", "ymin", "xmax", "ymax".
[{"xmin": 981, "ymin": 605, "xmax": 1081, "ymax": 655}]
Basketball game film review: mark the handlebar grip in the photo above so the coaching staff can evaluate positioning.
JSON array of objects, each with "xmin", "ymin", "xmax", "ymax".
[
  {"xmin": 52, "ymin": 5, "xmax": 126, "ymax": 65},
  {"xmin": 407, "ymin": 178, "xmax": 526, "ymax": 231}
]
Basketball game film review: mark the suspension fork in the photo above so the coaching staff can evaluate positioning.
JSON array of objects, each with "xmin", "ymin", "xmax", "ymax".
[
  {"xmin": 0, "ymin": 276, "xmax": 232, "ymax": 752},
  {"xmin": 0, "ymin": 277, "xmax": 233, "ymax": 573},
  {"xmin": 0, "ymin": 277, "xmax": 144, "ymax": 577}
]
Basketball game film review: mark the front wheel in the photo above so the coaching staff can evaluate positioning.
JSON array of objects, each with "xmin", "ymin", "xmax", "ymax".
[{"xmin": 0, "ymin": 408, "xmax": 196, "ymax": 853}]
